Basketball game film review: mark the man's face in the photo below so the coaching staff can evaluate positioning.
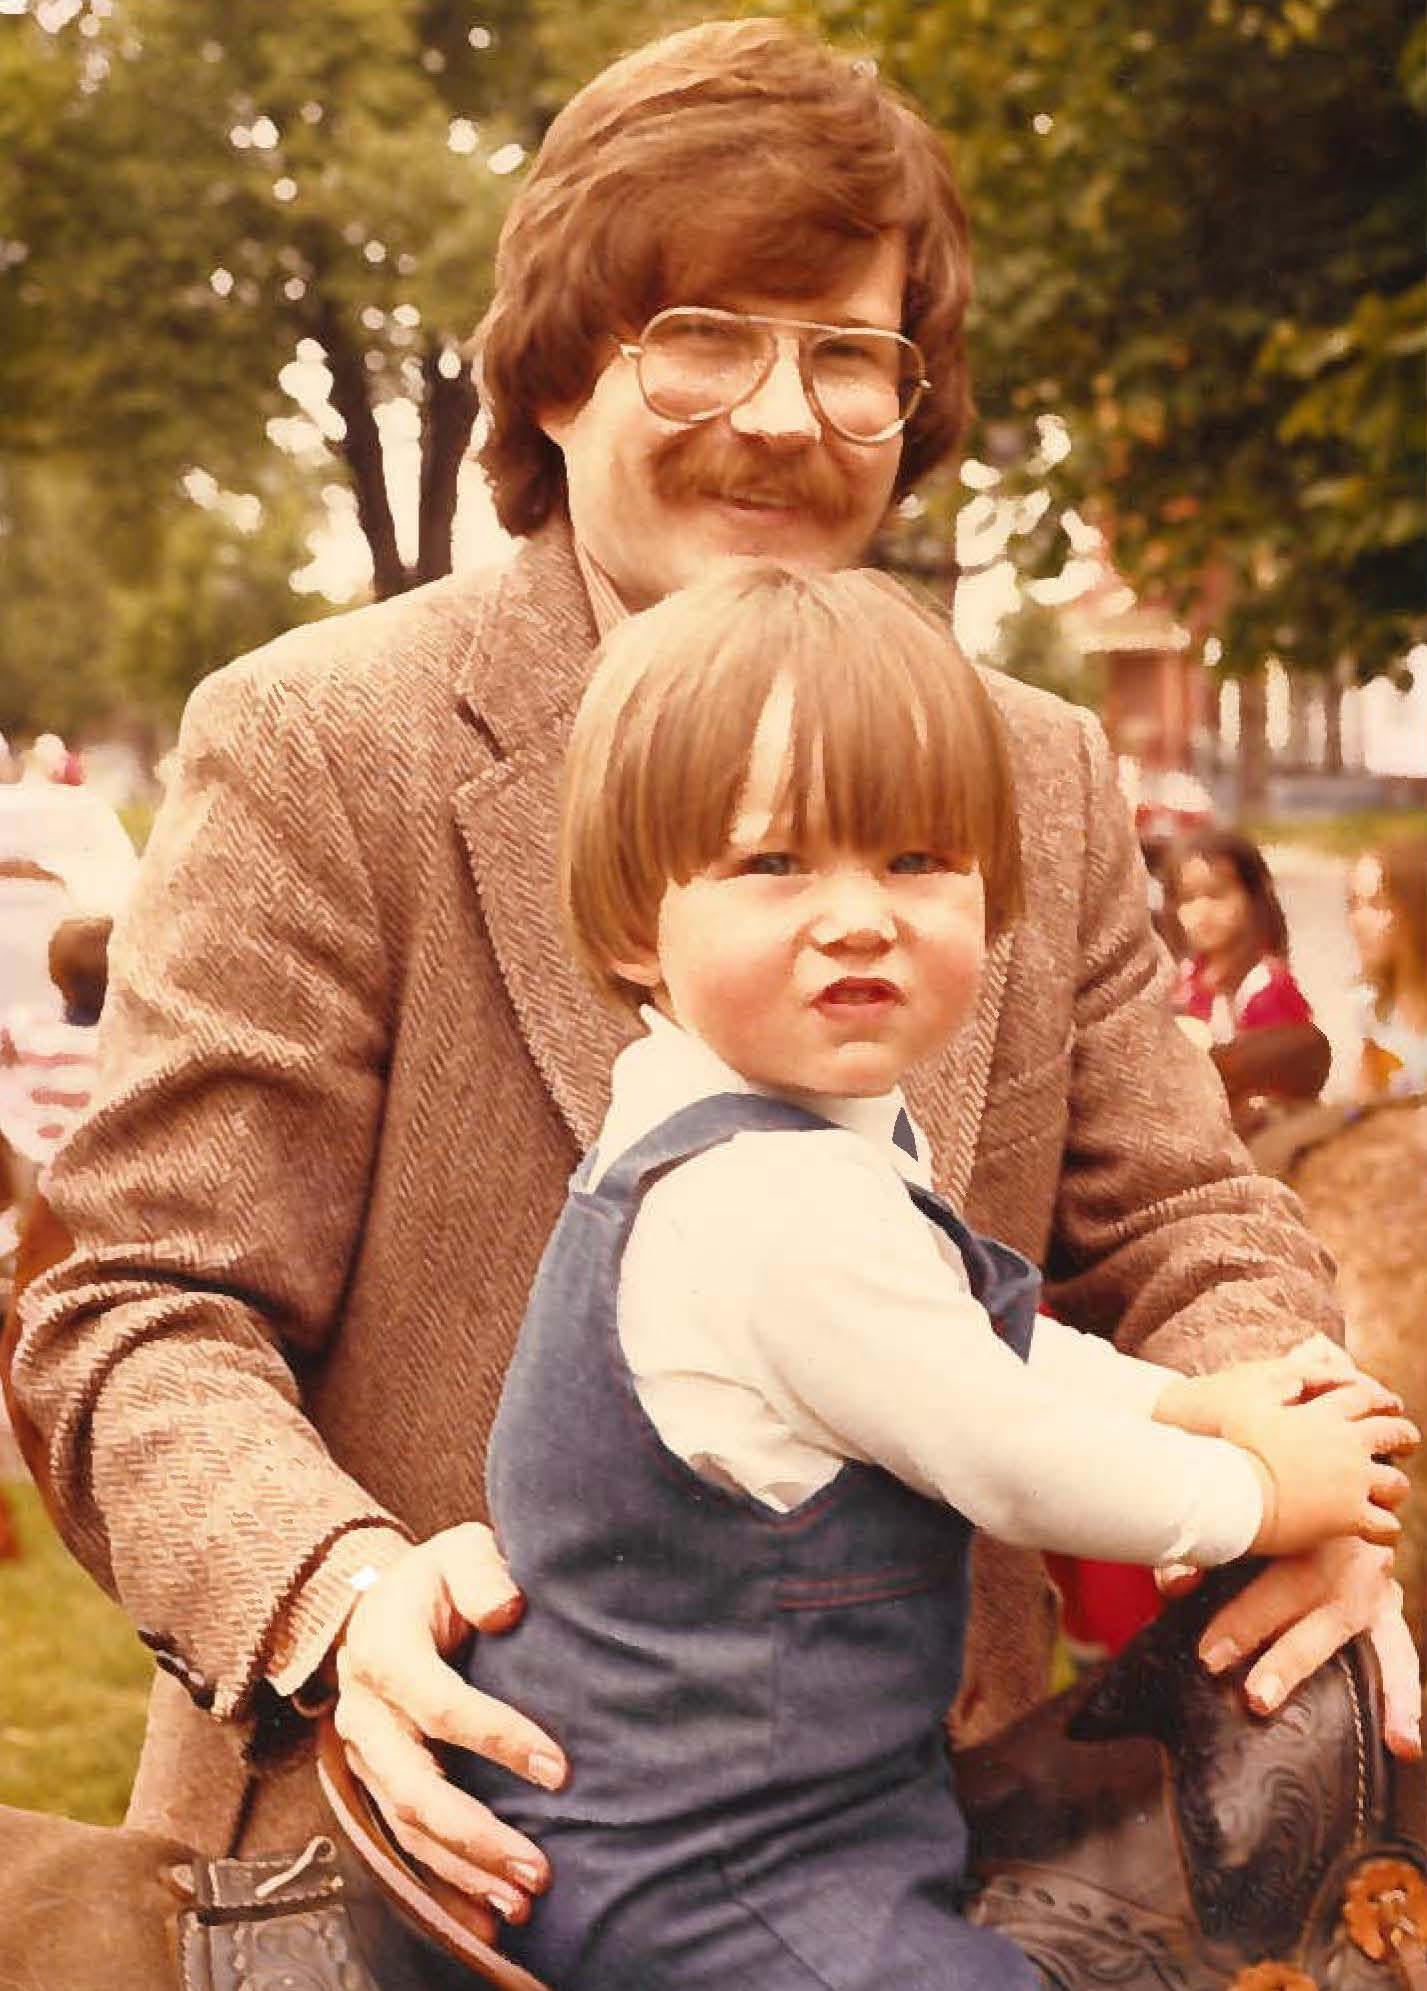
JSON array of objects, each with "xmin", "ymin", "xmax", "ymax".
[{"xmin": 539, "ymin": 234, "xmax": 907, "ymax": 609}]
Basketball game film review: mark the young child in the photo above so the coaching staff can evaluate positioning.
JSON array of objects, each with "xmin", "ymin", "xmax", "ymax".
[
  {"xmin": 1164, "ymin": 827, "xmax": 1328, "ymax": 1133},
  {"xmin": 457, "ymin": 564, "xmax": 1414, "ymax": 1989},
  {"xmin": 1347, "ymin": 838, "xmax": 1427, "ymax": 1100}
]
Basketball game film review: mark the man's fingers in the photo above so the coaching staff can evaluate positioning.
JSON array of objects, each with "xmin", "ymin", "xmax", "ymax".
[
  {"xmin": 439, "ymin": 1521, "xmax": 528, "ymax": 1634},
  {"xmin": 1241, "ymin": 1599, "xmax": 1356, "ymax": 1714},
  {"xmin": 336, "ymin": 1686, "xmax": 552, "ymax": 1896},
  {"xmin": 341, "ymin": 1623, "xmax": 566, "ymax": 1790},
  {"xmin": 343, "ymin": 1738, "xmax": 532, "ymax": 1927},
  {"xmin": 1198, "ymin": 1556, "xmax": 1329, "ymax": 1675},
  {"xmin": 1197, "ymin": 1539, "xmax": 1406, "ymax": 1725},
  {"xmin": 1367, "ymin": 1581, "xmax": 1424, "ymax": 1761}
]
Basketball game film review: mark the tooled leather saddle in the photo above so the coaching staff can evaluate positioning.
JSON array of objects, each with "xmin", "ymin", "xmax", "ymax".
[{"xmin": 305, "ymin": 1563, "xmax": 1424, "ymax": 1991}]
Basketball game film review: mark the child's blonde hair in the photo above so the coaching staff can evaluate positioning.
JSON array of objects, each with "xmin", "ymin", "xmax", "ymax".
[{"xmin": 560, "ymin": 562, "xmax": 1023, "ymax": 1009}]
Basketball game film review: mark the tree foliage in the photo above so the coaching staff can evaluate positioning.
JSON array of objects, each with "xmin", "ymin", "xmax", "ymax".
[{"xmin": 795, "ymin": 0, "xmax": 1425, "ymax": 680}]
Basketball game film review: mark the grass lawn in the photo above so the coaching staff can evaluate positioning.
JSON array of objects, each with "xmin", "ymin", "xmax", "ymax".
[
  {"xmin": 1244, "ymin": 807, "xmax": 1427, "ymax": 857},
  {"xmin": 0, "ymin": 1479, "xmax": 152, "ymax": 1823}
]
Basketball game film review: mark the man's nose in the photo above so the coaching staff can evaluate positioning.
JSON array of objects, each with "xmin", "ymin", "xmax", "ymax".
[
  {"xmin": 728, "ymin": 337, "xmax": 822, "ymax": 446},
  {"xmin": 808, "ymin": 872, "xmax": 896, "ymax": 949}
]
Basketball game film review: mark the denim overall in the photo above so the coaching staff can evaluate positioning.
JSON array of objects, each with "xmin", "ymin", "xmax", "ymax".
[{"xmin": 459, "ymin": 1093, "xmax": 1044, "ymax": 1991}]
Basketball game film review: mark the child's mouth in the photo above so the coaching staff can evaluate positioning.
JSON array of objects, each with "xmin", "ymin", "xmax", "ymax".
[{"xmin": 816, "ymin": 978, "xmax": 900, "ymax": 1008}]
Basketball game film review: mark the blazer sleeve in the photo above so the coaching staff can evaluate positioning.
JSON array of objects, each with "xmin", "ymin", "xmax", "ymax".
[
  {"xmin": 13, "ymin": 655, "xmax": 413, "ymax": 1722},
  {"xmin": 1041, "ymin": 709, "xmax": 1344, "ymax": 1370}
]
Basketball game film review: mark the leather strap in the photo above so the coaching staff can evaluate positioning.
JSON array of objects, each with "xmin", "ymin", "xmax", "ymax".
[{"xmin": 314, "ymin": 1712, "xmax": 553, "ymax": 1991}]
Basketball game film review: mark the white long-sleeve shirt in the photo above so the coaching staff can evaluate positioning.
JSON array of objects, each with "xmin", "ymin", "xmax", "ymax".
[{"xmin": 597, "ymin": 1011, "xmax": 1263, "ymax": 1569}]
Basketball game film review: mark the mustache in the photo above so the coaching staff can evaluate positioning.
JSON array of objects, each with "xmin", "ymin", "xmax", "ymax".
[{"xmin": 650, "ymin": 427, "xmax": 856, "ymax": 522}]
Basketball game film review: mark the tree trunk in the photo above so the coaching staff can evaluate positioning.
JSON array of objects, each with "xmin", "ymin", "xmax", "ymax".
[
  {"xmin": 317, "ymin": 302, "xmax": 410, "ymax": 600},
  {"xmin": 417, "ymin": 347, "xmax": 481, "ymax": 586},
  {"xmin": 1285, "ymin": 669, "xmax": 1314, "ymax": 770},
  {"xmin": 1236, "ymin": 665, "xmax": 1269, "ymax": 812},
  {"xmin": 1323, "ymin": 668, "xmax": 1345, "ymax": 774}
]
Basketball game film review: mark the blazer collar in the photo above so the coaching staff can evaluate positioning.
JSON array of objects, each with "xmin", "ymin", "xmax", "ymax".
[
  {"xmin": 453, "ymin": 514, "xmax": 598, "ymax": 756},
  {"xmin": 452, "ymin": 518, "xmax": 636, "ymax": 1149}
]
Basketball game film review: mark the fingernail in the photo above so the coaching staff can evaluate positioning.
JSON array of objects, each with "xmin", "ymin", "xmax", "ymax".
[
  {"xmin": 1252, "ymin": 1672, "xmax": 1284, "ymax": 1712},
  {"xmin": 1201, "ymin": 1639, "xmax": 1238, "ymax": 1674},
  {"xmin": 530, "ymin": 1750, "xmax": 565, "ymax": 1791},
  {"xmin": 489, "ymin": 1884, "xmax": 524, "ymax": 1921},
  {"xmin": 505, "ymin": 1859, "xmax": 543, "ymax": 1891}
]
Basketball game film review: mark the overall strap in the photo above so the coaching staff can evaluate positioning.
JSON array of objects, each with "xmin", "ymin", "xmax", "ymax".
[
  {"xmin": 587, "ymin": 1091, "xmax": 835, "ymax": 1204},
  {"xmin": 906, "ymin": 1179, "xmax": 1041, "ymax": 1359}
]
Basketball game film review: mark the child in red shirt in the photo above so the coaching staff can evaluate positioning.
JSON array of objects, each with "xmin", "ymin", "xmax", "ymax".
[
  {"xmin": 1164, "ymin": 828, "xmax": 1328, "ymax": 1136},
  {"xmin": 1053, "ymin": 829, "xmax": 1328, "ymax": 1662}
]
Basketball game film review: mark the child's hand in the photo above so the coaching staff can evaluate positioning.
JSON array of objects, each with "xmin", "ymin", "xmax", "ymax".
[
  {"xmin": 1224, "ymin": 1379, "xmax": 1419, "ymax": 1555},
  {"xmin": 1155, "ymin": 1336, "xmax": 1361, "ymax": 1438}
]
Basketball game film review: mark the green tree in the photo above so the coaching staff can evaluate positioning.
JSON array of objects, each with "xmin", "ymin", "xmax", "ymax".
[
  {"xmin": 0, "ymin": 462, "xmax": 124, "ymax": 738},
  {"xmin": 0, "ymin": 0, "xmax": 714, "ymax": 600},
  {"xmin": 795, "ymin": 0, "xmax": 1425, "ymax": 684},
  {"xmin": 0, "ymin": 457, "xmax": 325, "ymax": 738},
  {"xmin": 1, "ymin": 0, "xmax": 521, "ymax": 596}
]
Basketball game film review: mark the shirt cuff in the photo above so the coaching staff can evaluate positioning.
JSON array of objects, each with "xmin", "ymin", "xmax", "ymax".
[
  {"xmin": 266, "ymin": 1524, "xmax": 413, "ymax": 1700},
  {"xmin": 1158, "ymin": 1436, "xmax": 1265, "ymax": 1568}
]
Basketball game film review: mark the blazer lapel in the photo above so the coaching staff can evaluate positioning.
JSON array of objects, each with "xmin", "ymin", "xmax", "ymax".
[
  {"xmin": 451, "ymin": 522, "xmax": 635, "ymax": 1149},
  {"xmin": 904, "ymin": 929, "xmax": 1012, "ymax": 1208}
]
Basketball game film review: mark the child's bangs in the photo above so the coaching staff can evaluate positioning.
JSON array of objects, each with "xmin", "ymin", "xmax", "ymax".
[
  {"xmin": 633, "ymin": 627, "xmax": 787, "ymax": 883},
  {"xmin": 773, "ymin": 584, "xmax": 1019, "ymax": 922}
]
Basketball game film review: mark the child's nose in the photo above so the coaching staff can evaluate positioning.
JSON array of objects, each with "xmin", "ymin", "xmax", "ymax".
[{"xmin": 808, "ymin": 873, "xmax": 896, "ymax": 948}]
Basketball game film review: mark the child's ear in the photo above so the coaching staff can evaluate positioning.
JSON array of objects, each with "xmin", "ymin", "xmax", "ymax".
[{"xmin": 609, "ymin": 946, "xmax": 662, "ymax": 991}]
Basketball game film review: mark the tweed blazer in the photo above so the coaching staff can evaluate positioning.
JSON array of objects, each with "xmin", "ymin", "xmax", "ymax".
[{"xmin": 14, "ymin": 517, "xmax": 1341, "ymax": 1859}]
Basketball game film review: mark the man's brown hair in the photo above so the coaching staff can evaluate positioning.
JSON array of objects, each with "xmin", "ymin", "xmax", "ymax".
[
  {"xmin": 478, "ymin": 18, "xmax": 972, "ymax": 537},
  {"xmin": 560, "ymin": 562, "xmax": 1022, "ymax": 1010}
]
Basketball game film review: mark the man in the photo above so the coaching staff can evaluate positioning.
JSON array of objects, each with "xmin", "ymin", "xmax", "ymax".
[{"xmin": 14, "ymin": 15, "xmax": 1418, "ymax": 1945}]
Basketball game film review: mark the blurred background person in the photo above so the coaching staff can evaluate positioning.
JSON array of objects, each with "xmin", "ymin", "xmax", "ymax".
[
  {"xmin": 0, "ymin": 916, "xmax": 113, "ymax": 1248},
  {"xmin": 1348, "ymin": 838, "xmax": 1427, "ymax": 1101},
  {"xmin": 1165, "ymin": 827, "xmax": 1331, "ymax": 1137}
]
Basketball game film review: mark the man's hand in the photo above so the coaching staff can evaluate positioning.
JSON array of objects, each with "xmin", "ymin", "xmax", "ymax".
[
  {"xmin": 333, "ymin": 1522, "xmax": 567, "ymax": 1930},
  {"xmin": 1161, "ymin": 1535, "xmax": 1424, "ymax": 1760}
]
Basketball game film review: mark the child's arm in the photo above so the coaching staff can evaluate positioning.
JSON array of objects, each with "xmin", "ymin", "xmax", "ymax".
[
  {"xmin": 1150, "ymin": 1335, "xmax": 1357, "ymax": 1437},
  {"xmin": 703, "ymin": 1135, "xmax": 1412, "ymax": 1569}
]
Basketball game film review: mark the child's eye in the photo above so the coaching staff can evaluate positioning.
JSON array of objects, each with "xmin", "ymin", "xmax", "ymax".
[
  {"xmin": 740, "ymin": 851, "xmax": 801, "ymax": 877},
  {"xmin": 888, "ymin": 851, "xmax": 960, "ymax": 875}
]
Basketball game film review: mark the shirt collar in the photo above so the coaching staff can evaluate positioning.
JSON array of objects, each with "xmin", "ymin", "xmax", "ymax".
[
  {"xmin": 573, "ymin": 540, "xmax": 631, "ymax": 640},
  {"xmin": 597, "ymin": 1007, "xmax": 931, "ymax": 1187}
]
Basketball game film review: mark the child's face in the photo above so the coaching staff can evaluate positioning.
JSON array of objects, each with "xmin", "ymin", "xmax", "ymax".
[
  {"xmin": 1347, "ymin": 855, "xmax": 1396, "ymax": 978},
  {"xmin": 616, "ymin": 682, "xmax": 987, "ymax": 1097},
  {"xmin": 1174, "ymin": 855, "xmax": 1253, "ymax": 960}
]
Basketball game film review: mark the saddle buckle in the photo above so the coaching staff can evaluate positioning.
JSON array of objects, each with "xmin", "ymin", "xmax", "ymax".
[{"xmin": 1342, "ymin": 1858, "xmax": 1427, "ymax": 1989}]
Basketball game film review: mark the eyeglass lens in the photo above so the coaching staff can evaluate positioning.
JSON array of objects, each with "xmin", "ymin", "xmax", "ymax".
[{"xmin": 638, "ymin": 312, "xmax": 917, "ymax": 441}]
